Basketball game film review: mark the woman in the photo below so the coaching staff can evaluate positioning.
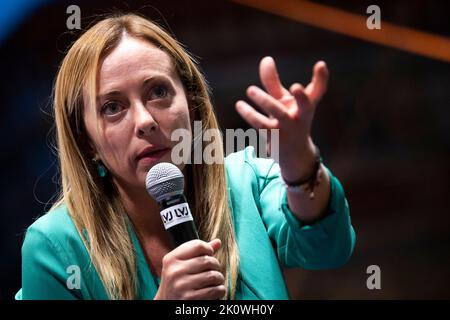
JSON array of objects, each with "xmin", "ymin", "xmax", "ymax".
[{"xmin": 16, "ymin": 13, "xmax": 355, "ymax": 300}]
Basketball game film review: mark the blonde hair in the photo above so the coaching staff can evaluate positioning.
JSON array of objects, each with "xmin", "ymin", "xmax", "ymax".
[{"xmin": 51, "ymin": 13, "xmax": 239, "ymax": 299}]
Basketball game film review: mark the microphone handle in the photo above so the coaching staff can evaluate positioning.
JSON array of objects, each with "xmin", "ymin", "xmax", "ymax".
[
  {"xmin": 159, "ymin": 194, "xmax": 221, "ymax": 300},
  {"xmin": 158, "ymin": 194, "xmax": 199, "ymax": 248},
  {"xmin": 166, "ymin": 220, "xmax": 199, "ymax": 248}
]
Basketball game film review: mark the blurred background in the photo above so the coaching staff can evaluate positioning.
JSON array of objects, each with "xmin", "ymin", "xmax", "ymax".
[{"xmin": 0, "ymin": 0, "xmax": 449, "ymax": 300}]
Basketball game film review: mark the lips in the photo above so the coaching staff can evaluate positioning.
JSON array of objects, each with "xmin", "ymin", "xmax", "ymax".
[{"xmin": 136, "ymin": 146, "xmax": 170, "ymax": 163}]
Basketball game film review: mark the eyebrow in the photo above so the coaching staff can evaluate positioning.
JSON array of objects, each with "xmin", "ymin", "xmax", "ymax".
[{"xmin": 96, "ymin": 74, "xmax": 173, "ymax": 101}]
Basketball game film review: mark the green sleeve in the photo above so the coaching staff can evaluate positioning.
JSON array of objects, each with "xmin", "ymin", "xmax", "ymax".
[
  {"xmin": 20, "ymin": 226, "xmax": 81, "ymax": 299},
  {"xmin": 248, "ymin": 148, "xmax": 356, "ymax": 270}
]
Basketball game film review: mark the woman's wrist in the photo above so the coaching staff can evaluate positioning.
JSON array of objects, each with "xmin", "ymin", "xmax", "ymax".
[
  {"xmin": 280, "ymin": 138, "xmax": 318, "ymax": 183},
  {"xmin": 281, "ymin": 142, "xmax": 323, "ymax": 200}
]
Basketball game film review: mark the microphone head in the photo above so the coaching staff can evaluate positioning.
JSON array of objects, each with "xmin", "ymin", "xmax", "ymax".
[{"xmin": 146, "ymin": 162, "xmax": 184, "ymax": 202}]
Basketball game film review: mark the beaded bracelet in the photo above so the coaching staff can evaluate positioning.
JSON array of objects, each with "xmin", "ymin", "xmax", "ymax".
[{"xmin": 281, "ymin": 146, "xmax": 323, "ymax": 199}]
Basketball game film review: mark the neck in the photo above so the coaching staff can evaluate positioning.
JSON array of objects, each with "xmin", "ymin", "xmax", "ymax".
[{"xmin": 114, "ymin": 179, "xmax": 167, "ymax": 240}]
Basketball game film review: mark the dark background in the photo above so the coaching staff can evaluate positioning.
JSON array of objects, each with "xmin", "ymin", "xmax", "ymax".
[{"xmin": 1, "ymin": 0, "xmax": 449, "ymax": 299}]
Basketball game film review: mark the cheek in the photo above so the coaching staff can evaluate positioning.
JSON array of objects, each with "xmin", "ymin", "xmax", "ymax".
[
  {"xmin": 158, "ymin": 103, "xmax": 191, "ymax": 136},
  {"xmin": 174, "ymin": 108, "xmax": 191, "ymax": 131},
  {"xmin": 100, "ymin": 125, "xmax": 133, "ymax": 169}
]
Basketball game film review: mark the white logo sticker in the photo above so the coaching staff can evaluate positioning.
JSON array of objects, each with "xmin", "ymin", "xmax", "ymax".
[{"xmin": 160, "ymin": 203, "xmax": 193, "ymax": 229}]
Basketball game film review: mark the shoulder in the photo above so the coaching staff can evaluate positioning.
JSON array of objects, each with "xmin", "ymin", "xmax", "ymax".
[
  {"xmin": 26, "ymin": 204, "xmax": 78, "ymax": 241},
  {"xmin": 22, "ymin": 204, "xmax": 85, "ymax": 260},
  {"xmin": 20, "ymin": 204, "xmax": 94, "ymax": 299}
]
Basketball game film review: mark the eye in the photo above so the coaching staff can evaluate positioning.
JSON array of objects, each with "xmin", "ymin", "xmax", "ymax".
[
  {"xmin": 149, "ymin": 84, "xmax": 169, "ymax": 100},
  {"xmin": 101, "ymin": 101, "xmax": 124, "ymax": 116}
]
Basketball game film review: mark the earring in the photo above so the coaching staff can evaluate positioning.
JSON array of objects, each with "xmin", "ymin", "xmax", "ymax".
[{"xmin": 93, "ymin": 159, "xmax": 107, "ymax": 178}]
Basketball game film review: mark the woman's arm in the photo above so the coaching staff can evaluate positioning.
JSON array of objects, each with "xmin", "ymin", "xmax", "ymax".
[
  {"xmin": 233, "ymin": 146, "xmax": 355, "ymax": 270},
  {"xmin": 235, "ymin": 57, "xmax": 333, "ymax": 224},
  {"xmin": 235, "ymin": 57, "xmax": 355, "ymax": 269}
]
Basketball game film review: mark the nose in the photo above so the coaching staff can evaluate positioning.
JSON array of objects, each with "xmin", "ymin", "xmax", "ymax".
[{"xmin": 134, "ymin": 101, "xmax": 158, "ymax": 137}]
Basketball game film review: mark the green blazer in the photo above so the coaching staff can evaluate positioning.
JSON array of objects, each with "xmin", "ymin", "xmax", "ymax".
[{"xmin": 15, "ymin": 147, "xmax": 356, "ymax": 300}]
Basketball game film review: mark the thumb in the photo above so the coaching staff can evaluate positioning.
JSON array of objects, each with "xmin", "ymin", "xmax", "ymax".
[{"xmin": 208, "ymin": 238, "xmax": 222, "ymax": 253}]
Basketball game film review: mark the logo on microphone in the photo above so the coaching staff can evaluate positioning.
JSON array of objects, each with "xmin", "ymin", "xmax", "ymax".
[{"xmin": 160, "ymin": 203, "xmax": 193, "ymax": 229}]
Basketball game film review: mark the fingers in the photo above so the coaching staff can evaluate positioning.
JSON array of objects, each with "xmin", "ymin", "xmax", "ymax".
[
  {"xmin": 246, "ymin": 86, "xmax": 290, "ymax": 120},
  {"xmin": 159, "ymin": 239, "xmax": 226, "ymax": 300},
  {"xmin": 168, "ymin": 267, "xmax": 226, "ymax": 300},
  {"xmin": 167, "ymin": 239, "xmax": 215, "ymax": 261},
  {"xmin": 290, "ymin": 83, "xmax": 310, "ymax": 105},
  {"xmin": 235, "ymin": 100, "xmax": 279, "ymax": 129},
  {"xmin": 175, "ymin": 268, "xmax": 225, "ymax": 300},
  {"xmin": 259, "ymin": 56, "xmax": 288, "ymax": 100},
  {"xmin": 184, "ymin": 254, "xmax": 222, "ymax": 274},
  {"xmin": 163, "ymin": 238, "xmax": 222, "ymax": 265},
  {"xmin": 289, "ymin": 83, "xmax": 314, "ymax": 120},
  {"xmin": 208, "ymin": 239, "xmax": 221, "ymax": 253},
  {"xmin": 305, "ymin": 61, "xmax": 329, "ymax": 105},
  {"xmin": 184, "ymin": 270, "xmax": 225, "ymax": 290},
  {"xmin": 185, "ymin": 284, "xmax": 226, "ymax": 300},
  {"xmin": 236, "ymin": 59, "xmax": 328, "ymax": 131}
]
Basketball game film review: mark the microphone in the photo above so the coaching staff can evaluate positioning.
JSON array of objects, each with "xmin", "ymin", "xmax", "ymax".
[{"xmin": 145, "ymin": 162, "xmax": 199, "ymax": 248}]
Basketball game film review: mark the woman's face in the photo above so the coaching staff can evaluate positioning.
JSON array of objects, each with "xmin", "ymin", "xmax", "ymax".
[{"xmin": 83, "ymin": 34, "xmax": 191, "ymax": 191}]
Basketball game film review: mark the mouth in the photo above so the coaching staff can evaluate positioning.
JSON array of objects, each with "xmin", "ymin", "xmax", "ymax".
[{"xmin": 136, "ymin": 147, "xmax": 171, "ymax": 165}]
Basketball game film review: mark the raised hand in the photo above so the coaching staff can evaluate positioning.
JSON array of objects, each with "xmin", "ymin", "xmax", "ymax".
[{"xmin": 235, "ymin": 56, "xmax": 329, "ymax": 182}]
